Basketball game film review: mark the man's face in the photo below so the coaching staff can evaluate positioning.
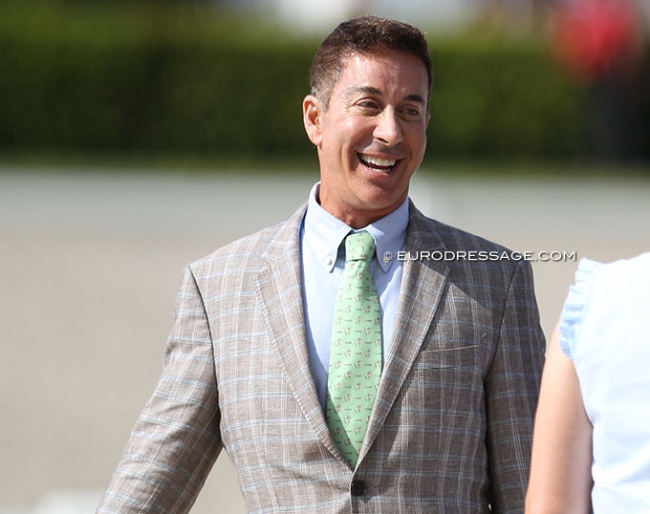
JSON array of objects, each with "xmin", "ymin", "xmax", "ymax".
[{"xmin": 303, "ymin": 49, "xmax": 430, "ymax": 228}]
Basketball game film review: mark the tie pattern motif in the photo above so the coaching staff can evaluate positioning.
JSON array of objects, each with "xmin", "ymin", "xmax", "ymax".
[{"xmin": 326, "ymin": 231, "xmax": 382, "ymax": 468}]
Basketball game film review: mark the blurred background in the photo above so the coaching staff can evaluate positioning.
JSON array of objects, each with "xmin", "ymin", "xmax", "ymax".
[{"xmin": 1, "ymin": 0, "xmax": 649, "ymax": 512}]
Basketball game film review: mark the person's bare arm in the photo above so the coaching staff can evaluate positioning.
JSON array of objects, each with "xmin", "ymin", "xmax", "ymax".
[{"xmin": 525, "ymin": 324, "xmax": 593, "ymax": 514}]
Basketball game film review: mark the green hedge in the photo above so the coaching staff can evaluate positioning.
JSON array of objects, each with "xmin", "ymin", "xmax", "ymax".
[
  {"xmin": 1, "ymin": 2, "xmax": 643, "ymax": 165},
  {"xmin": 429, "ymin": 40, "xmax": 587, "ymax": 160}
]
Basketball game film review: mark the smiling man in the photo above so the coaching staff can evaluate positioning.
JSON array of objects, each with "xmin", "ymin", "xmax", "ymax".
[
  {"xmin": 98, "ymin": 16, "xmax": 545, "ymax": 514},
  {"xmin": 304, "ymin": 48, "xmax": 429, "ymax": 228}
]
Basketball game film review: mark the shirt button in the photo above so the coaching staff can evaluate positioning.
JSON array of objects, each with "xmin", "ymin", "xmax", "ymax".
[
  {"xmin": 350, "ymin": 480, "xmax": 366, "ymax": 496},
  {"xmin": 324, "ymin": 256, "xmax": 333, "ymax": 266}
]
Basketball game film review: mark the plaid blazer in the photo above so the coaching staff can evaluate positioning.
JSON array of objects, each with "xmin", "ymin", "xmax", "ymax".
[{"xmin": 98, "ymin": 202, "xmax": 545, "ymax": 514}]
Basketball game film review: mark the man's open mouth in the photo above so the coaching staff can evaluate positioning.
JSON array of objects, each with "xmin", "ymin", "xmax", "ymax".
[{"xmin": 358, "ymin": 154, "xmax": 397, "ymax": 172}]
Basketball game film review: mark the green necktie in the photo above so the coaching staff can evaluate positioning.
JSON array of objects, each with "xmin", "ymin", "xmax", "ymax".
[{"xmin": 326, "ymin": 231, "xmax": 382, "ymax": 468}]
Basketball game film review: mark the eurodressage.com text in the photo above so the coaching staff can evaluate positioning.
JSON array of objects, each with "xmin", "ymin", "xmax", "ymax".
[{"xmin": 392, "ymin": 250, "xmax": 578, "ymax": 263}]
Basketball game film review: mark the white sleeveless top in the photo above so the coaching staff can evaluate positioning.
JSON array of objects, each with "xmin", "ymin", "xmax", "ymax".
[{"xmin": 559, "ymin": 252, "xmax": 650, "ymax": 512}]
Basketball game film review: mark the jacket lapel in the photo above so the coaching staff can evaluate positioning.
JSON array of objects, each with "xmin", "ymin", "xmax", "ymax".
[
  {"xmin": 255, "ymin": 202, "xmax": 451, "ymax": 466},
  {"xmin": 255, "ymin": 206, "xmax": 341, "ymax": 458},
  {"xmin": 361, "ymin": 204, "xmax": 450, "ymax": 459}
]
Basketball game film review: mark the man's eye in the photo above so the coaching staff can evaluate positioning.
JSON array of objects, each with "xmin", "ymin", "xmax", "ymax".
[
  {"xmin": 400, "ymin": 107, "xmax": 422, "ymax": 121},
  {"xmin": 401, "ymin": 107, "xmax": 422, "ymax": 118},
  {"xmin": 358, "ymin": 101, "xmax": 380, "ymax": 110}
]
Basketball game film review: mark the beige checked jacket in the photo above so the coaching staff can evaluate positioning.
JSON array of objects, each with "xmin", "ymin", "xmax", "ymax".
[{"xmin": 97, "ymin": 202, "xmax": 545, "ymax": 513}]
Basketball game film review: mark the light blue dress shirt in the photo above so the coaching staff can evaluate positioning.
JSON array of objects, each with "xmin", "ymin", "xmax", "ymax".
[{"xmin": 300, "ymin": 183, "xmax": 408, "ymax": 411}]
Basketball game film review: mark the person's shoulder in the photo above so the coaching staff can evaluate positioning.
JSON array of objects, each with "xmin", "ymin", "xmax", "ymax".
[
  {"xmin": 601, "ymin": 251, "xmax": 650, "ymax": 278},
  {"xmin": 588, "ymin": 251, "xmax": 650, "ymax": 299},
  {"xmin": 409, "ymin": 205, "xmax": 513, "ymax": 254},
  {"xmin": 407, "ymin": 204, "xmax": 533, "ymax": 287},
  {"xmin": 575, "ymin": 252, "xmax": 650, "ymax": 293}
]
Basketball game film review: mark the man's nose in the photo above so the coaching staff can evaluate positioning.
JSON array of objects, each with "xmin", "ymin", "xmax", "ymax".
[{"xmin": 373, "ymin": 109, "xmax": 403, "ymax": 146}]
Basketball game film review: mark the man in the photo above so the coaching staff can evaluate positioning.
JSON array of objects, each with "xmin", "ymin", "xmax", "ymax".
[{"xmin": 98, "ymin": 16, "xmax": 544, "ymax": 514}]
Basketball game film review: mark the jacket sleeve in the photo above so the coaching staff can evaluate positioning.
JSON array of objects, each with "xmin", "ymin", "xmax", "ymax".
[
  {"xmin": 97, "ymin": 266, "xmax": 222, "ymax": 514},
  {"xmin": 485, "ymin": 260, "xmax": 545, "ymax": 513}
]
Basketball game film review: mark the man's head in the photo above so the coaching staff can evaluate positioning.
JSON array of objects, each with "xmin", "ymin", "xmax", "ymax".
[
  {"xmin": 303, "ymin": 16, "xmax": 431, "ymax": 228},
  {"xmin": 309, "ymin": 16, "xmax": 433, "ymax": 110}
]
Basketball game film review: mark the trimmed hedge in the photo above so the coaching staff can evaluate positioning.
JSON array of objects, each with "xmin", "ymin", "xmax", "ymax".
[
  {"xmin": 1, "ymin": 2, "xmax": 645, "ymax": 165},
  {"xmin": 429, "ymin": 40, "xmax": 586, "ymax": 160}
]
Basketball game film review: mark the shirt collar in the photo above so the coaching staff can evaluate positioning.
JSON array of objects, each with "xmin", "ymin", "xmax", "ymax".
[{"xmin": 303, "ymin": 182, "xmax": 409, "ymax": 273}]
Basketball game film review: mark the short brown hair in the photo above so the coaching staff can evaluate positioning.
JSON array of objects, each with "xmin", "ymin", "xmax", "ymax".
[{"xmin": 309, "ymin": 16, "xmax": 433, "ymax": 109}]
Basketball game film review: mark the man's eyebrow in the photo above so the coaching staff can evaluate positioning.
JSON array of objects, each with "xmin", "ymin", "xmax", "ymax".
[
  {"xmin": 345, "ymin": 86, "xmax": 426, "ymax": 104},
  {"xmin": 345, "ymin": 86, "xmax": 382, "ymax": 97},
  {"xmin": 404, "ymin": 94, "xmax": 426, "ymax": 105}
]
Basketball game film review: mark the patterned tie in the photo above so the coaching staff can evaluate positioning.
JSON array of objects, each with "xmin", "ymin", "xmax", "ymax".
[{"xmin": 326, "ymin": 231, "xmax": 382, "ymax": 468}]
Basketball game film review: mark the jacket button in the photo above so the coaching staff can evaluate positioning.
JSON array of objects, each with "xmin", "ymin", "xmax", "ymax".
[{"xmin": 350, "ymin": 480, "xmax": 366, "ymax": 496}]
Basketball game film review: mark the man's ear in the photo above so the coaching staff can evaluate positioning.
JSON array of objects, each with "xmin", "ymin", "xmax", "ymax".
[{"xmin": 303, "ymin": 94, "xmax": 323, "ymax": 147}]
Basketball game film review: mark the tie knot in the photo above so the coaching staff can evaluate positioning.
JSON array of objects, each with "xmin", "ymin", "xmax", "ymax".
[{"xmin": 345, "ymin": 231, "xmax": 376, "ymax": 263}]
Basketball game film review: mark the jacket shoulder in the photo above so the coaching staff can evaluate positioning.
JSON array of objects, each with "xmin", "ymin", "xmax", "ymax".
[
  {"xmin": 407, "ymin": 204, "xmax": 532, "ymax": 284},
  {"xmin": 188, "ymin": 204, "xmax": 305, "ymax": 277},
  {"xmin": 409, "ymin": 205, "xmax": 513, "ymax": 254}
]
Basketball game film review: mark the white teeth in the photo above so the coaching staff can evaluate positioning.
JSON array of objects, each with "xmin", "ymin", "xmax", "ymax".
[{"xmin": 360, "ymin": 155, "xmax": 397, "ymax": 168}]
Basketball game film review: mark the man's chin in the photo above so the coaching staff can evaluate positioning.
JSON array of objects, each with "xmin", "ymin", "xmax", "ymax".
[{"xmin": 353, "ymin": 193, "xmax": 406, "ymax": 219}]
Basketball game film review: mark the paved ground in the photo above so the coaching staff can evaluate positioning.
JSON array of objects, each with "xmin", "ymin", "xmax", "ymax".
[{"xmin": 1, "ymin": 167, "xmax": 648, "ymax": 513}]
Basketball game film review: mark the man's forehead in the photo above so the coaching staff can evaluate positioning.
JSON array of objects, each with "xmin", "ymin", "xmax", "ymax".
[
  {"xmin": 342, "ymin": 85, "xmax": 427, "ymax": 105},
  {"xmin": 341, "ymin": 49, "xmax": 416, "ymax": 68},
  {"xmin": 336, "ymin": 52, "xmax": 429, "ymax": 98},
  {"xmin": 339, "ymin": 50, "xmax": 427, "ymax": 79}
]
